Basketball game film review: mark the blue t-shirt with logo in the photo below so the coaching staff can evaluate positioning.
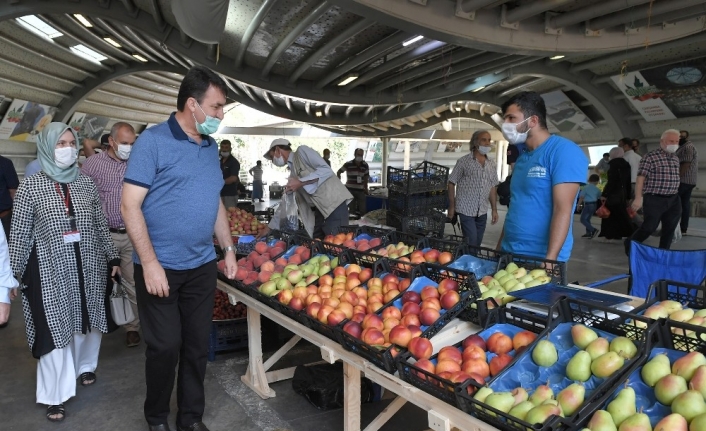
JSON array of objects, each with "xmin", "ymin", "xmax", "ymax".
[{"xmin": 501, "ymin": 135, "xmax": 588, "ymax": 262}]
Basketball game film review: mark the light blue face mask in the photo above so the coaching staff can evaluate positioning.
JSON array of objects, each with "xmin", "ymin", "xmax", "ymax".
[{"xmin": 194, "ymin": 102, "xmax": 221, "ymax": 135}]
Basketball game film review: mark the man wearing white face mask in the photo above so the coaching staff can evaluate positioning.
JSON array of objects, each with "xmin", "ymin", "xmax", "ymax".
[
  {"xmin": 496, "ymin": 92, "xmax": 588, "ymax": 264},
  {"xmin": 337, "ymin": 148, "xmax": 369, "ymax": 216},
  {"xmin": 81, "ymin": 122, "xmax": 141, "ymax": 347},
  {"xmin": 625, "ymin": 129, "xmax": 682, "ymax": 254}
]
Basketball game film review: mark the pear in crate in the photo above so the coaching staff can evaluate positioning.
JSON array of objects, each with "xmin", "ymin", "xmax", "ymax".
[
  {"xmin": 588, "ymin": 410, "xmax": 617, "ymax": 431},
  {"xmin": 661, "ymin": 300, "xmax": 684, "ymax": 313},
  {"xmin": 485, "ymin": 392, "xmax": 516, "ymax": 415},
  {"xmin": 529, "ymin": 384, "xmax": 554, "ymax": 406},
  {"xmin": 653, "ymin": 413, "xmax": 687, "ymax": 431},
  {"xmin": 690, "ymin": 365, "xmax": 706, "ymax": 399},
  {"xmin": 617, "ymin": 412, "xmax": 651, "ymax": 431},
  {"xmin": 672, "ymin": 351, "xmax": 706, "ymax": 381},
  {"xmin": 671, "ymin": 390, "xmax": 706, "ymax": 422},
  {"xmin": 524, "ymin": 404, "xmax": 563, "ymax": 425},
  {"xmin": 585, "ymin": 337, "xmax": 610, "ymax": 360},
  {"xmin": 654, "ymin": 374, "xmax": 687, "ymax": 406},
  {"xmin": 670, "ymin": 308, "xmax": 695, "ymax": 322},
  {"xmin": 508, "ymin": 401, "xmax": 534, "ymax": 421},
  {"xmin": 641, "ymin": 353, "xmax": 671, "ymax": 387},
  {"xmin": 644, "ymin": 304, "xmax": 670, "ymax": 320},
  {"xmin": 690, "ymin": 413, "xmax": 706, "ymax": 431},
  {"xmin": 556, "ymin": 383, "xmax": 585, "ymax": 417},
  {"xmin": 473, "ymin": 387, "xmax": 493, "ymax": 403},
  {"xmin": 591, "ymin": 352, "xmax": 624, "ymax": 378},
  {"xmin": 511, "ymin": 387, "xmax": 529, "ymax": 405},
  {"xmin": 566, "ymin": 350, "xmax": 592, "ymax": 382},
  {"xmin": 571, "ymin": 324, "xmax": 598, "ymax": 349},
  {"xmin": 532, "ymin": 339, "xmax": 558, "ymax": 367},
  {"xmin": 609, "ymin": 336, "xmax": 637, "ymax": 360},
  {"xmin": 607, "ymin": 387, "xmax": 636, "ymax": 427}
]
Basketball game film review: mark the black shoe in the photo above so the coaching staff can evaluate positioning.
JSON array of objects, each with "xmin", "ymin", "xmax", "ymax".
[
  {"xmin": 259, "ymin": 199, "xmax": 264, "ymax": 202},
  {"xmin": 591, "ymin": 230, "xmax": 599, "ymax": 239},
  {"xmin": 177, "ymin": 423, "xmax": 209, "ymax": 431},
  {"xmin": 148, "ymin": 425, "xmax": 171, "ymax": 431},
  {"xmin": 581, "ymin": 233, "xmax": 592, "ymax": 238},
  {"xmin": 126, "ymin": 331, "xmax": 141, "ymax": 347}
]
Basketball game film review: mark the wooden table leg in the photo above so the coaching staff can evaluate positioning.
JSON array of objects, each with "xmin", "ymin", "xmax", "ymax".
[
  {"xmin": 241, "ymin": 306, "xmax": 276, "ymax": 399},
  {"xmin": 343, "ymin": 361, "xmax": 362, "ymax": 431}
]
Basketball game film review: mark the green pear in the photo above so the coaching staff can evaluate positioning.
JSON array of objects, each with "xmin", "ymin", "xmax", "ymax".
[
  {"xmin": 695, "ymin": 309, "xmax": 706, "ymax": 318},
  {"xmin": 654, "ymin": 374, "xmax": 687, "ymax": 405},
  {"xmin": 592, "ymin": 352, "xmax": 625, "ymax": 378},
  {"xmin": 644, "ymin": 304, "xmax": 670, "ymax": 320},
  {"xmin": 511, "ymin": 387, "xmax": 529, "ymax": 406},
  {"xmin": 689, "ymin": 365, "xmax": 706, "ymax": 399},
  {"xmin": 572, "ymin": 324, "xmax": 598, "ymax": 349},
  {"xmin": 525, "ymin": 404, "xmax": 563, "ymax": 425},
  {"xmin": 661, "ymin": 300, "xmax": 684, "ymax": 313},
  {"xmin": 270, "ymin": 272, "xmax": 282, "ymax": 281},
  {"xmin": 610, "ymin": 336, "xmax": 638, "ymax": 360},
  {"xmin": 617, "ymin": 412, "xmax": 651, "ymax": 431},
  {"xmin": 493, "ymin": 269, "xmax": 508, "ymax": 280},
  {"xmin": 654, "ymin": 413, "xmax": 688, "ymax": 431},
  {"xmin": 505, "ymin": 262, "xmax": 519, "ymax": 273},
  {"xmin": 529, "ymin": 384, "xmax": 554, "ymax": 405},
  {"xmin": 259, "ymin": 280, "xmax": 277, "ymax": 295},
  {"xmin": 330, "ymin": 257, "xmax": 338, "ymax": 267},
  {"xmin": 588, "ymin": 410, "xmax": 618, "ymax": 431},
  {"xmin": 556, "ymin": 383, "xmax": 585, "ymax": 417},
  {"xmin": 533, "ymin": 339, "xmax": 558, "ymax": 367},
  {"xmin": 641, "ymin": 353, "xmax": 672, "ymax": 387},
  {"xmin": 690, "ymin": 413, "xmax": 706, "ymax": 431},
  {"xmin": 542, "ymin": 399, "xmax": 559, "ymax": 406},
  {"xmin": 525, "ymin": 279, "xmax": 543, "ymax": 288},
  {"xmin": 485, "ymin": 392, "xmax": 516, "ymax": 415},
  {"xmin": 473, "ymin": 387, "xmax": 493, "ymax": 403},
  {"xmin": 607, "ymin": 387, "xmax": 636, "ymax": 426},
  {"xmin": 566, "ymin": 350, "xmax": 592, "ymax": 382},
  {"xmin": 672, "ymin": 351, "xmax": 706, "ymax": 381},
  {"xmin": 586, "ymin": 337, "xmax": 610, "ymax": 360},
  {"xmin": 670, "ymin": 308, "xmax": 695, "ymax": 322},
  {"xmin": 672, "ymin": 390, "xmax": 706, "ymax": 422},
  {"xmin": 508, "ymin": 400, "xmax": 534, "ymax": 421}
]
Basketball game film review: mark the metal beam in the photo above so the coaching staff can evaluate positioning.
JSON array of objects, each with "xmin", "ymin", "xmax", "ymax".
[
  {"xmin": 288, "ymin": 18, "xmax": 374, "ymax": 84},
  {"xmin": 0, "ymin": 75, "xmax": 67, "ymax": 98},
  {"xmin": 505, "ymin": 0, "xmax": 578, "ymax": 23},
  {"xmin": 235, "ymin": 0, "xmax": 280, "ymax": 71},
  {"xmin": 94, "ymin": 88, "xmax": 174, "ymax": 109},
  {"xmin": 93, "ymin": 18, "xmax": 161, "ymax": 63},
  {"xmin": 84, "ymin": 98, "xmax": 171, "ymax": 116},
  {"xmin": 46, "ymin": 14, "xmax": 133, "ymax": 63},
  {"xmin": 497, "ymin": 78, "xmax": 544, "ymax": 98},
  {"xmin": 627, "ymin": 5, "xmax": 706, "ymax": 29},
  {"xmin": 589, "ymin": 0, "xmax": 706, "ymax": 30},
  {"xmin": 118, "ymin": 75, "xmax": 179, "ymax": 96},
  {"xmin": 120, "ymin": 0, "xmax": 138, "ymax": 15},
  {"xmin": 551, "ymin": 0, "xmax": 649, "ymax": 28},
  {"xmin": 0, "ymin": 53, "xmax": 81, "ymax": 87},
  {"xmin": 121, "ymin": 25, "xmax": 179, "ymax": 66},
  {"xmin": 421, "ymin": 56, "xmax": 540, "ymax": 92},
  {"xmin": 261, "ymin": 0, "xmax": 330, "ymax": 78},
  {"xmin": 0, "ymin": 32, "xmax": 98, "ymax": 78},
  {"xmin": 457, "ymin": 0, "xmax": 508, "ymax": 13},
  {"xmin": 345, "ymin": 105, "xmax": 355, "ymax": 117},
  {"xmin": 285, "ymin": 97, "xmax": 293, "ymax": 112},
  {"xmin": 401, "ymin": 52, "xmax": 510, "ymax": 91},
  {"xmin": 592, "ymin": 52, "xmax": 706, "ymax": 85},
  {"xmin": 147, "ymin": 0, "xmax": 164, "ymax": 28}
]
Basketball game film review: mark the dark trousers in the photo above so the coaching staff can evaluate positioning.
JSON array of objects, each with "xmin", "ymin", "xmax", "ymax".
[
  {"xmin": 313, "ymin": 201, "xmax": 349, "ymax": 239},
  {"xmin": 135, "ymin": 260, "xmax": 217, "ymax": 428},
  {"xmin": 580, "ymin": 202, "xmax": 598, "ymax": 234},
  {"xmin": 0, "ymin": 211, "xmax": 10, "ymax": 240},
  {"xmin": 678, "ymin": 183, "xmax": 696, "ymax": 232},
  {"xmin": 347, "ymin": 188, "xmax": 367, "ymax": 215},
  {"xmin": 628, "ymin": 194, "xmax": 681, "ymax": 251},
  {"xmin": 459, "ymin": 213, "xmax": 487, "ymax": 248}
]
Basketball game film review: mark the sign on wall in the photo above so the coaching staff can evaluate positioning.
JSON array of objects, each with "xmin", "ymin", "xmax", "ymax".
[
  {"xmin": 69, "ymin": 112, "xmax": 111, "ymax": 143},
  {"xmin": 611, "ymin": 71, "xmax": 677, "ymax": 122},
  {"xmin": 0, "ymin": 99, "xmax": 57, "ymax": 142},
  {"xmin": 540, "ymin": 90, "xmax": 596, "ymax": 132}
]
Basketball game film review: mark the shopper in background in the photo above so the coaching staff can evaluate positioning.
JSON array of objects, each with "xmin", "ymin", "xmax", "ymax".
[
  {"xmin": 337, "ymin": 148, "xmax": 369, "ymax": 217},
  {"xmin": 448, "ymin": 130, "xmax": 499, "ymax": 247},
  {"xmin": 632, "ymin": 138, "xmax": 641, "ymax": 155},
  {"xmin": 81, "ymin": 122, "xmax": 140, "ymax": 348},
  {"xmin": 496, "ymin": 91, "xmax": 588, "ymax": 263},
  {"xmin": 0, "ymin": 154, "xmax": 19, "ymax": 239},
  {"xmin": 122, "ymin": 66, "xmax": 238, "ymax": 431},
  {"xmin": 24, "ymin": 158, "xmax": 42, "ymax": 178},
  {"xmin": 249, "ymin": 160, "xmax": 265, "ymax": 203},
  {"xmin": 219, "ymin": 139, "xmax": 240, "ymax": 209},
  {"xmin": 81, "ymin": 135, "xmax": 107, "ymax": 158},
  {"xmin": 10, "ymin": 123, "xmax": 120, "ymax": 422},
  {"xmin": 594, "ymin": 152, "xmax": 610, "ymax": 183},
  {"xmin": 262, "ymin": 138, "xmax": 352, "ymax": 239},
  {"xmin": 322, "ymin": 148, "xmax": 331, "ymax": 167},
  {"xmin": 77, "ymin": 149, "xmax": 87, "ymax": 167},
  {"xmin": 626, "ymin": 129, "xmax": 682, "ymax": 254},
  {"xmin": 0, "ymin": 223, "xmax": 18, "ymax": 328},
  {"xmin": 496, "ymin": 144, "xmax": 521, "ymax": 208},
  {"xmin": 618, "ymin": 137, "xmax": 641, "ymax": 198},
  {"xmin": 578, "ymin": 174, "xmax": 601, "ymax": 239},
  {"xmin": 676, "ymin": 130, "xmax": 698, "ymax": 236},
  {"xmin": 598, "ymin": 147, "xmax": 633, "ymax": 242}
]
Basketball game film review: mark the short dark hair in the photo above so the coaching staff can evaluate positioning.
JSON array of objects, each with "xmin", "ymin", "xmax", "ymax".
[
  {"xmin": 680, "ymin": 130, "xmax": 689, "ymax": 138},
  {"xmin": 177, "ymin": 66, "xmax": 228, "ymax": 111},
  {"xmin": 618, "ymin": 137, "xmax": 632, "ymax": 147},
  {"xmin": 589, "ymin": 174, "xmax": 600, "ymax": 182},
  {"xmin": 220, "ymin": 139, "xmax": 232, "ymax": 147},
  {"xmin": 323, "ymin": 149, "xmax": 330, "ymax": 154},
  {"xmin": 632, "ymin": 138, "xmax": 640, "ymax": 145},
  {"xmin": 256, "ymin": 160, "xmax": 261, "ymax": 165},
  {"xmin": 354, "ymin": 148, "xmax": 364, "ymax": 155},
  {"xmin": 603, "ymin": 153, "xmax": 609, "ymax": 157},
  {"xmin": 501, "ymin": 91, "xmax": 548, "ymax": 130}
]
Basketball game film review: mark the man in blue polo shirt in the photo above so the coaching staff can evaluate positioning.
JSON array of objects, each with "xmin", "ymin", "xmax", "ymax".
[
  {"xmin": 121, "ymin": 66, "xmax": 237, "ymax": 431},
  {"xmin": 497, "ymin": 91, "xmax": 588, "ymax": 264}
]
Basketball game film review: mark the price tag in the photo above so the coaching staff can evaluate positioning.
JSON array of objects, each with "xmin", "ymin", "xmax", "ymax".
[{"xmin": 63, "ymin": 230, "xmax": 81, "ymax": 243}]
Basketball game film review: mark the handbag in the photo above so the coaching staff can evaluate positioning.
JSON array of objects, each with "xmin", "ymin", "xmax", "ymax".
[
  {"xmin": 595, "ymin": 205, "xmax": 611, "ymax": 218},
  {"xmin": 110, "ymin": 281, "xmax": 135, "ymax": 326}
]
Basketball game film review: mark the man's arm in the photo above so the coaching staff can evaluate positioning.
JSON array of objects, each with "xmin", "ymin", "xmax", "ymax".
[
  {"xmin": 447, "ymin": 182, "xmax": 456, "ymax": 219},
  {"xmin": 337, "ymin": 165, "xmax": 345, "ymax": 179},
  {"xmin": 214, "ymin": 200, "xmax": 238, "ymax": 279},
  {"xmin": 224, "ymin": 175, "xmax": 239, "ymax": 185},
  {"xmin": 489, "ymin": 186, "xmax": 498, "ymax": 224},
  {"xmin": 546, "ymin": 183, "xmax": 580, "ymax": 261},
  {"xmin": 82, "ymin": 138, "xmax": 100, "ymax": 156},
  {"xmin": 680, "ymin": 162, "xmax": 691, "ymax": 177},
  {"xmin": 631, "ymin": 176, "xmax": 646, "ymax": 210}
]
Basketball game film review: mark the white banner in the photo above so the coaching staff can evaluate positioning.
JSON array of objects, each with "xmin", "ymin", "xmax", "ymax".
[
  {"xmin": 611, "ymin": 71, "xmax": 676, "ymax": 122},
  {"xmin": 541, "ymin": 90, "xmax": 596, "ymax": 133},
  {"xmin": 0, "ymin": 99, "xmax": 56, "ymax": 142}
]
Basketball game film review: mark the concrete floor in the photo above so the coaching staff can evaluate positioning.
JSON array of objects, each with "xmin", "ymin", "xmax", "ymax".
[{"xmin": 1, "ymin": 201, "xmax": 704, "ymax": 431}]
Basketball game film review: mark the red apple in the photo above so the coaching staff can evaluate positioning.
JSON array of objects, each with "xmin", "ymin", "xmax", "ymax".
[
  {"xmin": 438, "ymin": 252, "xmax": 454, "ymax": 265},
  {"xmin": 402, "ymin": 290, "xmax": 421, "ymax": 305},
  {"xmin": 401, "ymin": 302, "xmax": 421, "ymax": 316},
  {"xmin": 381, "ymin": 306, "xmax": 402, "ymax": 320},
  {"xmin": 462, "ymin": 334, "xmax": 486, "ymax": 351},
  {"xmin": 362, "ymin": 314, "xmax": 384, "ymax": 331},
  {"xmin": 388, "ymin": 325, "xmax": 413, "ymax": 348},
  {"xmin": 306, "ymin": 302, "xmax": 321, "ymax": 318},
  {"xmin": 440, "ymin": 290, "xmax": 460, "ymax": 309},
  {"xmin": 424, "ymin": 249, "xmax": 440, "ymax": 263},
  {"xmin": 398, "ymin": 279, "xmax": 411, "ymax": 292},
  {"xmin": 512, "ymin": 331, "xmax": 538, "ymax": 351},
  {"xmin": 421, "ymin": 298, "xmax": 442, "ymax": 311},
  {"xmin": 437, "ymin": 278, "xmax": 459, "ymax": 295},
  {"xmin": 382, "ymin": 274, "xmax": 398, "ymax": 285},
  {"xmin": 489, "ymin": 353, "xmax": 513, "ymax": 376},
  {"xmin": 487, "ymin": 332, "xmax": 513, "ymax": 355},
  {"xmin": 361, "ymin": 328, "xmax": 385, "ymax": 345},
  {"xmin": 436, "ymin": 359, "xmax": 461, "ymax": 374},
  {"xmin": 327, "ymin": 309, "xmax": 346, "ymax": 326},
  {"xmin": 408, "ymin": 337, "xmax": 433, "ymax": 360},
  {"xmin": 351, "ymin": 313, "xmax": 366, "ymax": 323},
  {"xmin": 358, "ymin": 268, "xmax": 373, "ymax": 283},
  {"xmin": 413, "ymin": 358, "xmax": 436, "ymax": 378},
  {"xmin": 437, "ymin": 346, "xmax": 463, "ymax": 365},
  {"xmin": 407, "ymin": 325, "xmax": 423, "ymax": 338},
  {"xmin": 401, "ymin": 313, "xmax": 421, "ymax": 327},
  {"xmin": 462, "ymin": 345, "xmax": 487, "ymax": 362},
  {"xmin": 317, "ymin": 305, "xmax": 335, "ymax": 324},
  {"xmin": 288, "ymin": 297, "xmax": 304, "ymax": 311},
  {"xmin": 419, "ymin": 308, "xmax": 441, "ymax": 326},
  {"xmin": 462, "ymin": 358, "xmax": 490, "ymax": 379},
  {"xmin": 420, "ymin": 286, "xmax": 440, "ymax": 301},
  {"xmin": 449, "ymin": 371, "xmax": 473, "ymax": 385}
]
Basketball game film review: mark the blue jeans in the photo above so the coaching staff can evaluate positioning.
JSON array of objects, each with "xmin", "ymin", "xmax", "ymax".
[
  {"xmin": 581, "ymin": 202, "xmax": 598, "ymax": 234},
  {"xmin": 459, "ymin": 213, "xmax": 487, "ymax": 247}
]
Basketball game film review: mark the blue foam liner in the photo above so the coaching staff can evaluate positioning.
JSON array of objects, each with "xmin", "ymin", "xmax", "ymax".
[
  {"xmin": 354, "ymin": 233, "xmax": 374, "ymax": 241},
  {"xmin": 598, "ymin": 348, "xmax": 685, "ymax": 428},
  {"xmin": 489, "ymin": 322, "xmax": 625, "ymax": 398},
  {"xmin": 238, "ymin": 235, "xmax": 256, "ymax": 243},
  {"xmin": 448, "ymin": 255, "xmax": 498, "ymax": 279}
]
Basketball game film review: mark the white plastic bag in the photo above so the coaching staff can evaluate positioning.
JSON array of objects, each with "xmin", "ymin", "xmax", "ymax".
[
  {"xmin": 673, "ymin": 223, "xmax": 682, "ymax": 243},
  {"xmin": 281, "ymin": 192, "xmax": 299, "ymax": 232},
  {"xmin": 110, "ymin": 282, "xmax": 135, "ymax": 326}
]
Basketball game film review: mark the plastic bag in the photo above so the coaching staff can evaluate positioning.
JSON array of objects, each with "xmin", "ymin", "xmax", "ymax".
[
  {"xmin": 109, "ymin": 281, "xmax": 135, "ymax": 326},
  {"xmin": 292, "ymin": 363, "xmax": 376, "ymax": 410},
  {"xmin": 673, "ymin": 223, "xmax": 682, "ymax": 243},
  {"xmin": 280, "ymin": 192, "xmax": 299, "ymax": 231},
  {"xmin": 595, "ymin": 205, "xmax": 610, "ymax": 219}
]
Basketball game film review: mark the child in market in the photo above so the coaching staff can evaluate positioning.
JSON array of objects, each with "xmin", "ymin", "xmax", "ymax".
[{"xmin": 579, "ymin": 174, "xmax": 601, "ymax": 238}]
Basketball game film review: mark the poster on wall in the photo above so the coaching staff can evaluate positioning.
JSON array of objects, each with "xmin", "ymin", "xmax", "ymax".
[
  {"xmin": 611, "ymin": 71, "xmax": 677, "ymax": 122},
  {"xmin": 366, "ymin": 141, "xmax": 382, "ymax": 163},
  {"xmin": 69, "ymin": 112, "xmax": 111, "ymax": 143},
  {"xmin": 394, "ymin": 141, "xmax": 405, "ymax": 152},
  {"xmin": 540, "ymin": 90, "xmax": 596, "ymax": 132},
  {"xmin": 441, "ymin": 142, "xmax": 464, "ymax": 152},
  {"xmin": 0, "ymin": 99, "xmax": 57, "ymax": 142},
  {"xmin": 636, "ymin": 59, "xmax": 706, "ymax": 118}
]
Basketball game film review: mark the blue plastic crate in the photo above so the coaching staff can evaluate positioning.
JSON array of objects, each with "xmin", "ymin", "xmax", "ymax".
[{"xmin": 208, "ymin": 318, "xmax": 248, "ymax": 361}]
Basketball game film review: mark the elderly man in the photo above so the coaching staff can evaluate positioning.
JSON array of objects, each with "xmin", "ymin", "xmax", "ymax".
[
  {"xmin": 448, "ymin": 130, "xmax": 499, "ymax": 247},
  {"xmin": 677, "ymin": 130, "xmax": 698, "ymax": 235},
  {"xmin": 337, "ymin": 148, "xmax": 369, "ymax": 216},
  {"xmin": 626, "ymin": 129, "xmax": 682, "ymax": 253}
]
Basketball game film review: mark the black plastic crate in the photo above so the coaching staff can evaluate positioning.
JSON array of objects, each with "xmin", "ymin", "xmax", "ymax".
[
  {"xmin": 387, "ymin": 191, "xmax": 448, "ymax": 215},
  {"xmin": 647, "ymin": 279, "xmax": 706, "ymax": 309},
  {"xmin": 396, "ymin": 306, "xmax": 548, "ymax": 407},
  {"xmin": 455, "ymin": 297, "xmax": 658, "ymax": 431},
  {"xmin": 502, "ymin": 253, "xmax": 567, "ymax": 285},
  {"xmin": 332, "ymin": 225, "xmax": 394, "ymax": 239},
  {"xmin": 339, "ymin": 248, "xmax": 385, "ymax": 269},
  {"xmin": 419, "ymin": 236, "xmax": 463, "ymax": 253},
  {"xmin": 208, "ymin": 318, "xmax": 248, "ymax": 361},
  {"xmin": 387, "ymin": 161, "xmax": 449, "ymax": 195},
  {"xmin": 386, "ymin": 211, "xmax": 446, "ymax": 238}
]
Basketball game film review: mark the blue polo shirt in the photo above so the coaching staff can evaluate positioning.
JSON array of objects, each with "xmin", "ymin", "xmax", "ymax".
[
  {"xmin": 124, "ymin": 113, "xmax": 223, "ymax": 270},
  {"xmin": 501, "ymin": 135, "xmax": 588, "ymax": 262}
]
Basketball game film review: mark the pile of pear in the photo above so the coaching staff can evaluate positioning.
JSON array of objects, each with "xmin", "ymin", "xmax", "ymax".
[
  {"xmin": 475, "ymin": 262, "xmax": 554, "ymax": 308},
  {"xmin": 583, "ymin": 350, "xmax": 706, "ymax": 431},
  {"xmin": 561, "ymin": 325, "xmax": 638, "ymax": 382},
  {"xmin": 632, "ymin": 300, "xmax": 706, "ymax": 343}
]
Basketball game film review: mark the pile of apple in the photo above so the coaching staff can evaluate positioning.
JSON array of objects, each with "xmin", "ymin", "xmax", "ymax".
[
  {"xmin": 322, "ymin": 232, "xmax": 384, "ymax": 252},
  {"xmin": 341, "ymin": 278, "xmax": 461, "ymax": 354},
  {"xmin": 583, "ymin": 350, "xmax": 706, "ymax": 431},
  {"xmin": 475, "ymin": 262, "xmax": 553, "ymax": 308},
  {"xmin": 369, "ymin": 241, "xmax": 417, "ymax": 259},
  {"xmin": 408, "ymin": 249, "xmax": 454, "ymax": 265},
  {"xmin": 412, "ymin": 330, "xmax": 537, "ymax": 393},
  {"xmin": 234, "ymin": 243, "xmax": 312, "ymax": 286},
  {"xmin": 227, "ymin": 207, "xmax": 267, "ymax": 235},
  {"xmin": 212, "ymin": 289, "xmax": 246, "ymax": 320},
  {"xmin": 258, "ymin": 254, "xmax": 337, "ymax": 297}
]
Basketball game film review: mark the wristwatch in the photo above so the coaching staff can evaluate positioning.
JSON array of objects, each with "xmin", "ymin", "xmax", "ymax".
[{"xmin": 223, "ymin": 245, "xmax": 236, "ymax": 254}]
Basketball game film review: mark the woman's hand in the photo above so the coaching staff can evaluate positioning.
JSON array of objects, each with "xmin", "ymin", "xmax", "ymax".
[{"xmin": 111, "ymin": 265, "xmax": 122, "ymax": 281}]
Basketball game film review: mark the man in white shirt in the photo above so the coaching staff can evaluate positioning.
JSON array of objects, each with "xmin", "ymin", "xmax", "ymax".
[
  {"xmin": 0, "ymin": 223, "xmax": 19, "ymax": 327},
  {"xmin": 619, "ymin": 137, "xmax": 642, "ymax": 198}
]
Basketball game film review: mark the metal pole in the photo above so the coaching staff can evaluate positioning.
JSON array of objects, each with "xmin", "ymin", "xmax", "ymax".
[
  {"xmin": 404, "ymin": 141, "xmax": 411, "ymax": 170},
  {"xmin": 381, "ymin": 137, "xmax": 390, "ymax": 188}
]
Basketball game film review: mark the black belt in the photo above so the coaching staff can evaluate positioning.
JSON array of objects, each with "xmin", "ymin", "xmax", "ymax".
[
  {"xmin": 109, "ymin": 227, "xmax": 127, "ymax": 234},
  {"xmin": 644, "ymin": 193, "xmax": 675, "ymax": 198}
]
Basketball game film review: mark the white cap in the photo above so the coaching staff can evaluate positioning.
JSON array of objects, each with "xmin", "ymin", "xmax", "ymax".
[{"xmin": 263, "ymin": 138, "xmax": 291, "ymax": 160}]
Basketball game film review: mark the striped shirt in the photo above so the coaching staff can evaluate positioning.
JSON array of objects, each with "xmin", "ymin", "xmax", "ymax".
[
  {"xmin": 249, "ymin": 166, "xmax": 263, "ymax": 182},
  {"xmin": 676, "ymin": 140, "xmax": 698, "ymax": 185},
  {"xmin": 449, "ymin": 153, "xmax": 499, "ymax": 217},
  {"xmin": 342, "ymin": 160, "xmax": 369, "ymax": 190},
  {"xmin": 637, "ymin": 148, "xmax": 680, "ymax": 196},
  {"xmin": 81, "ymin": 151, "xmax": 127, "ymax": 229}
]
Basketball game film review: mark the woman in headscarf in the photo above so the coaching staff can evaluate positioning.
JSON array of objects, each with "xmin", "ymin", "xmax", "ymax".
[
  {"xmin": 9, "ymin": 122, "xmax": 120, "ymax": 422},
  {"xmin": 598, "ymin": 147, "xmax": 634, "ymax": 242}
]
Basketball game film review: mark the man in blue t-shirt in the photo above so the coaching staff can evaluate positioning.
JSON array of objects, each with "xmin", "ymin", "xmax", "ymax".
[{"xmin": 497, "ymin": 91, "xmax": 588, "ymax": 263}]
